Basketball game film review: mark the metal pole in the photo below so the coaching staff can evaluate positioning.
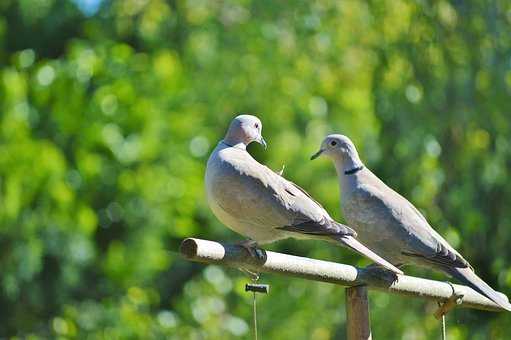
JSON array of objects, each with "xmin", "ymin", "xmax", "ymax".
[{"xmin": 179, "ymin": 238, "xmax": 506, "ymax": 312}]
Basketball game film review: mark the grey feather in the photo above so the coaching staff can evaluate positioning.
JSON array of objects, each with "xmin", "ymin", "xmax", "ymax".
[{"xmin": 277, "ymin": 217, "xmax": 356, "ymax": 237}]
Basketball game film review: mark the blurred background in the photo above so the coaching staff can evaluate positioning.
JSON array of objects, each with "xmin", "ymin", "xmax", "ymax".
[{"xmin": 1, "ymin": 0, "xmax": 511, "ymax": 338}]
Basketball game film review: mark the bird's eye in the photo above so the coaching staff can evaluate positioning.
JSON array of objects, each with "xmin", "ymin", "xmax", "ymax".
[
  {"xmin": 254, "ymin": 123, "xmax": 259, "ymax": 129},
  {"xmin": 330, "ymin": 141, "xmax": 337, "ymax": 146}
]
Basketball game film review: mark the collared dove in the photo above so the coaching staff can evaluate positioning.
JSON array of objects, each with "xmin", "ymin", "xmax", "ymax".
[
  {"xmin": 205, "ymin": 115, "xmax": 402, "ymax": 274},
  {"xmin": 312, "ymin": 134, "xmax": 511, "ymax": 310}
]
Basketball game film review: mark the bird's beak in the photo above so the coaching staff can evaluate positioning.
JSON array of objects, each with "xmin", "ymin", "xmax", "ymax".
[
  {"xmin": 258, "ymin": 136, "xmax": 267, "ymax": 149},
  {"xmin": 310, "ymin": 149, "xmax": 324, "ymax": 160}
]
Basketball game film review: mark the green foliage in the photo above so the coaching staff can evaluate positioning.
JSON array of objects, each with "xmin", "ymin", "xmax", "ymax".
[{"xmin": 1, "ymin": 0, "xmax": 511, "ymax": 338}]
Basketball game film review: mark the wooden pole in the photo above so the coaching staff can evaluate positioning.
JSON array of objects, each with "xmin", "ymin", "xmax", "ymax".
[
  {"xmin": 346, "ymin": 286, "xmax": 372, "ymax": 340},
  {"xmin": 179, "ymin": 238, "xmax": 507, "ymax": 312}
]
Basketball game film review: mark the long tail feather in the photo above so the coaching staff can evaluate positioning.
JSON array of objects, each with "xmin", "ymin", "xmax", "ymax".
[
  {"xmin": 335, "ymin": 236, "xmax": 403, "ymax": 275},
  {"xmin": 443, "ymin": 266, "xmax": 511, "ymax": 311}
]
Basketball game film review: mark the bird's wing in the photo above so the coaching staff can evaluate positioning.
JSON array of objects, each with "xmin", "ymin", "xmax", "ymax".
[
  {"xmin": 276, "ymin": 216, "xmax": 356, "ymax": 237},
  {"xmin": 356, "ymin": 170, "xmax": 469, "ymax": 269},
  {"xmin": 211, "ymin": 148, "xmax": 355, "ymax": 237}
]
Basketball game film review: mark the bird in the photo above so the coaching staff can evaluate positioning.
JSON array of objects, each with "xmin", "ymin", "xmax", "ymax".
[
  {"xmin": 204, "ymin": 114, "xmax": 402, "ymax": 274},
  {"xmin": 311, "ymin": 134, "xmax": 511, "ymax": 310}
]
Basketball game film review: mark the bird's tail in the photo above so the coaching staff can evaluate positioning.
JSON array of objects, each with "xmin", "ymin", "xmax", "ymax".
[
  {"xmin": 334, "ymin": 235, "xmax": 403, "ymax": 275},
  {"xmin": 443, "ymin": 266, "xmax": 511, "ymax": 311}
]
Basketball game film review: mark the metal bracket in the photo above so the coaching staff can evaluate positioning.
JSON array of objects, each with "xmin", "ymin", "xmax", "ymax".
[
  {"xmin": 435, "ymin": 282, "xmax": 464, "ymax": 319},
  {"xmin": 244, "ymin": 274, "xmax": 269, "ymax": 340},
  {"xmin": 238, "ymin": 267, "xmax": 261, "ymax": 282},
  {"xmin": 238, "ymin": 267, "xmax": 269, "ymax": 294},
  {"xmin": 246, "ymin": 283, "xmax": 270, "ymax": 294}
]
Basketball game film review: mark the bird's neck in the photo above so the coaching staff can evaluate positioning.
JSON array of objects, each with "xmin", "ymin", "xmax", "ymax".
[
  {"xmin": 334, "ymin": 155, "xmax": 363, "ymax": 197},
  {"xmin": 222, "ymin": 136, "xmax": 247, "ymax": 150},
  {"xmin": 333, "ymin": 155, "xmax": 364, "ymax": 176}
]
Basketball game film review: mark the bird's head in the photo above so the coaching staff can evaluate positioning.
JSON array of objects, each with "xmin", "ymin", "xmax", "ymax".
[
  {"xmin": 310, "ymin": 134, "xmax": 360, "ymax": 165},
  {"xmin": 224, "ymin": 114, "xmax": 266, "ymax": 149}
]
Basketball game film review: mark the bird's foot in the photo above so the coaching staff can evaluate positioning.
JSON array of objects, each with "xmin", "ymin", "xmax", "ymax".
[
  {"xmin": 362, "ymin": 263, "xmax": 400, "ymax": 286},
  {"xmin": 236, "ymin": 239, "xmax": 266, "ymax": 262}
]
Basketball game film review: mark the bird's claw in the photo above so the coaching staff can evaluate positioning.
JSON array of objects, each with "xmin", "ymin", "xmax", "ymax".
[
  {"xmin": 237, "ymin": 240, "xmax": 266, "ymax": 261},
  {"xmin": 362, "ymin": 264, "xmax": 400, "ymax": 286}
]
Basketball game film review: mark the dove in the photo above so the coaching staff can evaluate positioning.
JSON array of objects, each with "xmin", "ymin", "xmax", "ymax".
[
  {"xmin": 312, "ymin": 134, "xmax": 511, "ymax": 310},
  {"xmin": 204, "ymin": 115, "xmax": 402, "ymax": 274}
]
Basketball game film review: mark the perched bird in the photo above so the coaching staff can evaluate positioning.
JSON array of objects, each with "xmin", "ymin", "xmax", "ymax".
[
  {"xmin": 205, "ymin": 115, "xmax": 402, "ymax": 274},
  {"xmin": 311, "ymin": 134, "xmax": 511, "ymax": 310}
]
